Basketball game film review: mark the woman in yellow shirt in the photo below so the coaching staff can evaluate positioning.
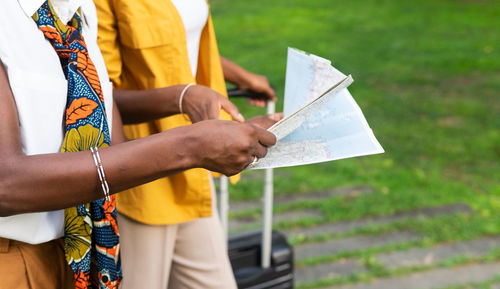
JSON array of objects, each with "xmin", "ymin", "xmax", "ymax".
[{"xmin": 95, "ymin": 0, "xmax": 276, "ymax": 288}]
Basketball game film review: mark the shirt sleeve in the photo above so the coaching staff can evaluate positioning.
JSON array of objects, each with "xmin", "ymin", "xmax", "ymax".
[{"xmin": 95, "ymin": 0, "xmax": 123, "ymax": 87}]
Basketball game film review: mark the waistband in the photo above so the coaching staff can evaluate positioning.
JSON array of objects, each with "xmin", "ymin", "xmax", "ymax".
[{"xmin": 0, "ymin": 237, "xmax": 62, "ymax": 253}]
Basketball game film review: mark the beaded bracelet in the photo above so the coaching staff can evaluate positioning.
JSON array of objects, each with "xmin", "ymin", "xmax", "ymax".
[
  {"xmin": 179, "ymin": 83, "xmax": 195, "ymax": 121},
  {"xmin": 90, "ymin": 147, "xmax": 111, "ymax": 202}
]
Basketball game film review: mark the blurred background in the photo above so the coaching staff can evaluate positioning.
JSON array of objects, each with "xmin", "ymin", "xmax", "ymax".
[{"xmin": 210, "ymin": 0, "xmax": 500, "ymax": 288}]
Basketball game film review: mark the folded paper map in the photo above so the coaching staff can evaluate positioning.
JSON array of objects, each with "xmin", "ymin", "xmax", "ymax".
[{"xmin": 248, "ymin": 48, "xmax": 384, "ymax": 169}]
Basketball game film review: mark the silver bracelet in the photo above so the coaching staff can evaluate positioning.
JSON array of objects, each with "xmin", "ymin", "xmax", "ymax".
[
  {"xmin": 90, "ymin": 147, "xmax": 111, "ymax": 202},
  {"xmin": 179, "ymin": 83, "xmax": 195, "ymax": 121}
]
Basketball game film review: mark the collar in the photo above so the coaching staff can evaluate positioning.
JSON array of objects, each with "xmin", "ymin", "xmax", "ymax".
[
  {"xmin": 17, "ymin": 0, "xmax": 45, "ymax": 17},
  {"xmin": 17, "ymin": 0, "xmax": 84, "ymax": 24}
]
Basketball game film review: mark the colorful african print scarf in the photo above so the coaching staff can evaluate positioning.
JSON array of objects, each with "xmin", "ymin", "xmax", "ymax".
[{"xmin": 32, "ymin": 1, "xmax": 121, "ymax": 288}]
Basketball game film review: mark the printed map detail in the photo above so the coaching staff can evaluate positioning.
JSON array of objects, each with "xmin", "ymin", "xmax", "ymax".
[{"xmin": 248, "ymin": 48, "xmax": 384, "ymax": 169}]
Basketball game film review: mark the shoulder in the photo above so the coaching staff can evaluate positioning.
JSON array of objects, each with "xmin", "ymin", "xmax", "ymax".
[
  {"xmin": 0, "ymin": 1, "xmax": 35, "ymax": 62},
  {"xmin": 0, "ymin": 1, "xmax": 28, "ymax": 31},
  {"xmin": 0, "ymin": 0, "xmax": 23, "ymax": 17}
]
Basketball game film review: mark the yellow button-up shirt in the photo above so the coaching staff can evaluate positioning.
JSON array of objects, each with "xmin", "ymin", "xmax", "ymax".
[{"xmin": 95, "ymin": 0, "xmax": 235, "ymax": 225}]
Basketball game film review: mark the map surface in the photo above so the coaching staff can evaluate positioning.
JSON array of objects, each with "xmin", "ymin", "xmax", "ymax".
[{"xmin": 249, "ymin": 48, "xmax": 384, "ymax": 169}]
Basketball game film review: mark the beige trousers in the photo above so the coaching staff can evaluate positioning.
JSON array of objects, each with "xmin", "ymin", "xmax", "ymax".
[{"xmin": 118, "ymin": 210, "xmax": 237, "ymax": 289}]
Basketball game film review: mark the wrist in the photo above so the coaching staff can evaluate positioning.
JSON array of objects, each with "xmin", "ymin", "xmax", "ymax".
[
  {"xmin": 154, "ymin": 125, "xmax": 200, "ymax": 172},
  {"xmin": 153, "ymin": 85, "xmax": 185, "ymax": 115},
  {"xmin": 178, "ymin": 83, "xmax": 196, "ymax": 119},
  {"xmin": 175, "ymin": 123, "xmax": 206, "ymax": 169}
]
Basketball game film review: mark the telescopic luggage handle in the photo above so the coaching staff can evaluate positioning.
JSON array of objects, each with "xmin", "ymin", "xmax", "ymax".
[
  {"xmin": 218, "ymin": 95, "xmax": 276, "ymax": 269},
  {"xmin": 261, "ymin": 100, "xmax": 275, "ymax": 269}
]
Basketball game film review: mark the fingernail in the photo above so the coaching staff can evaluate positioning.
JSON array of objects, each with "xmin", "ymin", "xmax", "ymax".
[{"xmin": 238, "ymin": 113, "xmax": 245, "ymax": 121}]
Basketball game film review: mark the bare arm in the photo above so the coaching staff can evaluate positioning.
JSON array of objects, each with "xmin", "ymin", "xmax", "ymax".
[
  {"xmin": 0, "ymin": 61, "xmax": 276, "ymax": 217},
  {"xmin": 114, "ymin": 84, "xmax": 244, "ymax": 124},
  {"xmin": 220, "ymin": 56, "xmax": 276, "ymax": 107}
]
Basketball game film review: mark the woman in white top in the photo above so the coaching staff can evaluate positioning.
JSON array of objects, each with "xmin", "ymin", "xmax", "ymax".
[{"xmin": 0, "ymin": 0, "xmax": 276, "ymax": 288}]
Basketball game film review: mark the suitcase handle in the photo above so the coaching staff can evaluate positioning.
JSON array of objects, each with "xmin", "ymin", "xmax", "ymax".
[
  {"xmin": 218, "ymin": 99, "xmax": 276, "ymax": 269},
  {"xmin": 261, "ymin": 101, "xmax": 275, "ymax": 268},
  {"xmin": 227, "ymin": 87, "xmax": 275, "ymax": 99}
]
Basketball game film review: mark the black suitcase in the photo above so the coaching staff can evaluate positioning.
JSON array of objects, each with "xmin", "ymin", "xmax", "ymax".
[{"xmin": 228, "ymin": 230, "xmax": 294, "ymax": 289}]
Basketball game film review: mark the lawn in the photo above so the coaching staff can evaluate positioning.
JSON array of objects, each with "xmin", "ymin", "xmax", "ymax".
[
  {"xmin": 211, "ymin": 0, "xmax": 500, "ymax": 221},
  {"xmin": 211, "ymin": 0, "xmax": 500, "ymax": 286}
]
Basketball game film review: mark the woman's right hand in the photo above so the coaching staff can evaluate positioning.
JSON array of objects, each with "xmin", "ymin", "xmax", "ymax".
[
  {"xmin": 182, "ymin": 85, "xmax": 244, "ymax": 123},
  {"xmin": 184, "ymin": 120, "xmax": 276, "ymax": 175}
]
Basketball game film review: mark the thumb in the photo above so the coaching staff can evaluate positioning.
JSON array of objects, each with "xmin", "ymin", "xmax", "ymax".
[{"xmin": 221, "ymin": 97, "xmax": 244, "ymax": 122}]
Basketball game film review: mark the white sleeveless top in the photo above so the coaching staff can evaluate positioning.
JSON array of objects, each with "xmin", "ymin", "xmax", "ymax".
[
  {"xmin": 170, "ymin": 0, "xmax": 209, "ymax": 77},
  {"xmin": 0, "ymin": 0, "xmax": 113, "ymax": 244}
]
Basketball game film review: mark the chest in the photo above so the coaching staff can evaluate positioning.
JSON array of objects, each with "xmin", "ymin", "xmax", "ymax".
[{"xmin": 0, "ymin": 1, "xmax": 112, "ymax": 155}]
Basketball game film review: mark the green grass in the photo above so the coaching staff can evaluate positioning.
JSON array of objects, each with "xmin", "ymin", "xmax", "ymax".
[
  {"xmin": 211, "ymin": 0, "xmax": 500, "ymax": 287},
  {"xmin": 211, "ymin": 0, "xmax": 500, "ymax": 225},
  {"xmin": 297, "ymin": 257, "xmax": 500, "ymax": 289},
  {"xmin": 442, "ymin": 274, "xmax": 500, "ymax": 289}
]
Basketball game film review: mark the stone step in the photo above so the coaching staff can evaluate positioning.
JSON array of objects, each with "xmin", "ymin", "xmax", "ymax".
[
  {"xmin": 451, "ymin": 284, "xmax": 500, "ymax": 289},
  {"xmin": 295, "ymin": 236, "xmax": 500, "ymax": 284},
  {"xmin": 284, "ymin": 203, "xmax": 471, "ymax": 239},
  {"xmin": 376, "ymin": 236, "xmax": 500, "ymax": 269},
  {"xmin": 327, "ymin": 262, "xmax": 500, "ymax": 289},
  {"xmin": 229, "ymin": 209, "xmax": 323, "ymax": 232},
  {"xmin": 229, "ymin": 185, "xmax": 374, "ymax": 212},
  {"xmin": 295, "ymin": 231, "xmax": 421, "ymax": 261},
  {"xmin": 296, "ymin": 258, "xmax": 366, "ymax": 284}
]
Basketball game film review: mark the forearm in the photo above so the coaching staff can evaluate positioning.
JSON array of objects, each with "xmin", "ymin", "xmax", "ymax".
[
  {"xmin": 0, "ymin": 54, "xmax": 275, "ymax": 217},
  {"xmin": 115, "ymin": 85, "xmax": 245, "ymax": 124},
  {"xmin": 220, "ymin": 56, "xmax": 253, "ymax": 87},
  {"xmin": 0, "ymin": 126, "xmax": 195, "ymax": 216},
  {"xmin": 113, "ymin": 86, "xmax": 186, "ymax": 124},
  {"xmin": 220, "ymin": 56, "xmax": 276, "ymax": 106}
]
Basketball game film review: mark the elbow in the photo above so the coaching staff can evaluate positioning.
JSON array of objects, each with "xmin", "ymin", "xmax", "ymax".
[
  {"xmin": 0, "ymin": 207, "xmax": 12, "ymax": 218},
  {"xmin": 0, "ymin": 192, "xmax": 14, "ymax": 217},
  {"xmin": 0, "ymin": 185, "xmax": 15, "ymax": 217},
  {"xmin": 0, "ymin": 156, "xmax": 27, "ymax": 217},
  {"xmin": 0, "ymin": 173, "xmax": 20, "ymax": 217}
]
